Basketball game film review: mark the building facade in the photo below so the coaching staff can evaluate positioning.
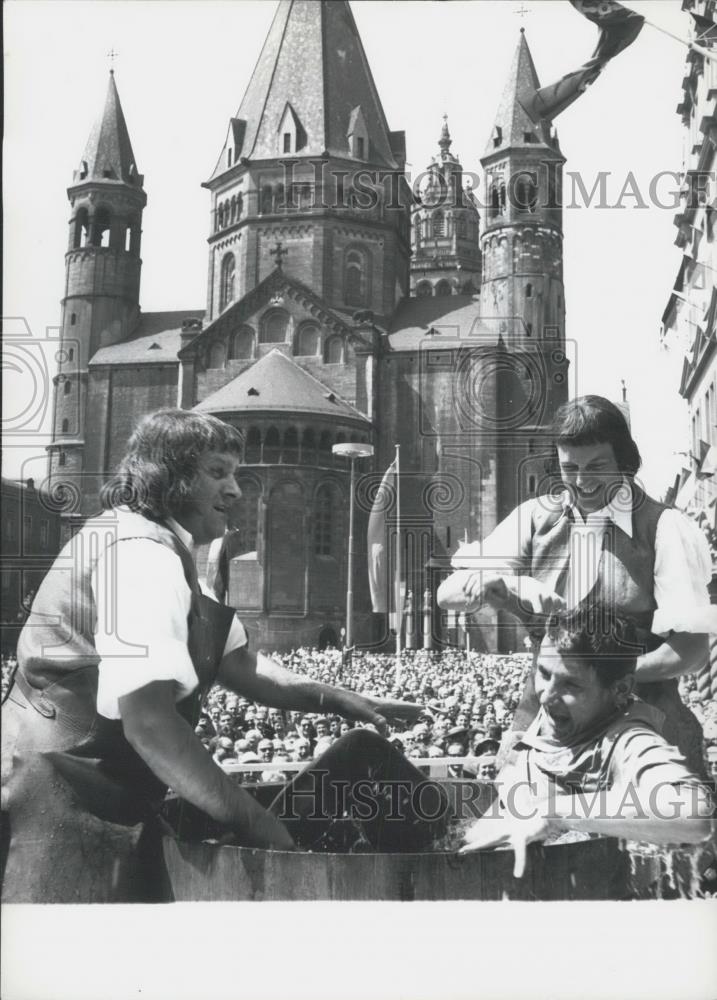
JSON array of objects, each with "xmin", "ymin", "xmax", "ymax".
[{"xmin": 45, "ymin": 1, "xmax": 568, "ymax": 651}]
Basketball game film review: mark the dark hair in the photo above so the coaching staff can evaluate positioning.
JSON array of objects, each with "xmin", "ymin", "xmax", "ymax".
[
  {"xmin": 101, "ymin": 408, "xmax": 243, "ymax": 519},
  {"xmin": 539, "ymin": 605, "xmax": 643, "ymax": 687},
  {"xmin": 551, "ymin": 395, "xmax": 641, "ymax": 476}
]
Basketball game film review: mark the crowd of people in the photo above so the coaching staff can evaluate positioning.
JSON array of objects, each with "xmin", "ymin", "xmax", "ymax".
[
  {"xmin": 183, "ymin": 646, "xmax": 717, "ymax": 782},
  {"xmin": 3, "ymin": 644, "xmax": 715, "ymax": 782}
]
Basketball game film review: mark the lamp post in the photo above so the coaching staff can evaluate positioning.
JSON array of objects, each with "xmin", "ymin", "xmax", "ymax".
[{"xmin": 332, "ymin": 442, "xmax": 374, "ymax": 652}]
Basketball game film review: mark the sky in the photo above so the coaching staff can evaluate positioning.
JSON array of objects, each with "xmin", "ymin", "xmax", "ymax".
[{"xmin": 3, "ymin": 0, "xmax": 697, "ymax": 495}]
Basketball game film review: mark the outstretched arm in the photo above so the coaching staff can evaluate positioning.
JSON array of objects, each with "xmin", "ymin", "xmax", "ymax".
[
  {"xmin": 217, "ymin": 645, "xmax": 423, "ymax": 732},
  {"xmin": 636, "ymin": 633, "xmax": 709, "ymax": 682},
  {"xmin": 120, "ymin": 681, "xmax": 295, "ymax": 850}
]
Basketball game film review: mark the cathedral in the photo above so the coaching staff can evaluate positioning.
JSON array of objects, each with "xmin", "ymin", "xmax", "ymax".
[{"xmin": 48, "ymin": 1, "xmax": 568, "ymax": 652}]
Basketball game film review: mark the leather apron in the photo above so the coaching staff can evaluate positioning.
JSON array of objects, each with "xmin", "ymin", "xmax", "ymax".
[{"xmin": 1, "ymin": 536, "xmax": 236, "ymax": 903}]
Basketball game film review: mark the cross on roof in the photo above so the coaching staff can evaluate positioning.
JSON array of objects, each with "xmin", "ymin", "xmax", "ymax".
[
  {"xmin": 514, "ymin": 4, "xmax": 531, "ymax": 19},
  {"xmin": 270, "ymin": 241, "xmax": 289, "ymax": 269},
  {"xmin": 107, "ymin": 48, "xmax": 119, "ymax": 71}
]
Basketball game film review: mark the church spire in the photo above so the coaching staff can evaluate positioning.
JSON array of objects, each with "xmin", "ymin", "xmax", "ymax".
[
  {"xmin": 208, "ymin": 0, "xmax": 404, "ymax": 179},
  {"xmin": 74, "ymin": 71, "xmax": 143, "ymax": 186},
  {"xmin": 484, "ymin": 30, "xmax": 557, "ymax": 155},
  {"xmin": 438, "ymin": 114, "xmax": 452, "ymax": 158}
]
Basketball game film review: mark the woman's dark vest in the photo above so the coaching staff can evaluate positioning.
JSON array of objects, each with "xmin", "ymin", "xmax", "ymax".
[{"xmin": 512, "ymin": 484, "xmax": 705, "ymax": 775}]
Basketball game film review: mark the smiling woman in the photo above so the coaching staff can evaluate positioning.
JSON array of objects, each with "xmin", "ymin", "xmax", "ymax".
[{"xmin": 437, "ymin": 394, "xmax": 713, "ymax": 775}]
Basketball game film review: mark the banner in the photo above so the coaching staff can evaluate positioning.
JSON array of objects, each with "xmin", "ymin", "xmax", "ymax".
[
  {"xmin": 367, "ymin": 460, "xmax": 397, "ymax": 614},
  {"xmin": 521, "ymin": 0, "xmax": 645, "ymax": 124}
]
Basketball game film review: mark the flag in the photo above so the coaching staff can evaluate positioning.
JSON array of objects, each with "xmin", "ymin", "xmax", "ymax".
[
  {"xmin": 521, "ymin": 0, "xmax": 645, "ymax": 124},
  {"xmin": 367, "ymin": 460, "xmax": 398, "ymax": 614}
]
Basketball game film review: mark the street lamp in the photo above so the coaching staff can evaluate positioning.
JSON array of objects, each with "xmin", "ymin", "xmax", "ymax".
[{"xmin": 332, "ymin": 442, "xmax": 374, "ymax": 651}]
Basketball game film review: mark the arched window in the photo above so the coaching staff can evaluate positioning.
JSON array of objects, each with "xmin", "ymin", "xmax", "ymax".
[
  {"xmin": 229, "ymin": 326, "xmax": 254, "ymax": 360},
  {"xmin": 68, "ymin": 348, "xmax": 74, "ymax": 361},
  {"xmin": 344, "ymin": 247, "xmax": 368, "ymax": 307},
  {"xmin": 489, "ymin": 184, "xmax": 501, "ymax": 220},
  {"xmin": 91, "ymin": 208, "xmax": 111, "ymax": 247},
  {"xmin": 435, "ymin": 280, "xmax": 452, "ymax": 297},
  {"xmin": 261, "ymin": 185, "xmax": 273, "ymax": 215},
  {"xmin": 416, "ymin": 281, "xmax": 432, "ymax": 298},
  {"xmin": 61, "ymin": 418, "xmax": 69, "ymax": 433},
  {"xmin": 324, "ymin": 336, "xmax": 344, "ymax": 364},
  {"xmin": 230, "ymin": 196, "xmax": 237, "ymax": 223},
  {"xmin": 64, "ymin": 380, "xmax": 71, "ymax": 396},
  {"xmin": 283, "ymin": 427, "xmax": 299, "ymax": 464},
  {"xmin": 245, "ymin": 427, "xmax": 261, "ymax": 464},
  {"xmin": 220, "ymin": 253, "xmax": 235, "ymax": 311},
  {"xmin": 296, "ymin": 323, "xmax": 321, "ymax": 356},
  {"xmin": 58, "ymin": 451, "xmax": 66, "ymax": 467},
  {"xmin": 236, "ymin": 192, "xmax": 244, "ymax": 218},
  {"xmin": 260, "ymin": 309, "xmax": 289, "ymax": 344},
  {"xmin": 74, "ymin": 208, "xmax": 89, "ymax": 249},
  {"xmin": 528, "ymin": 474, "xmax": 536, "ymax": 495},
  {"xmin": 456, "ymin": 213, "xmax": 467, "ymax": 238},
  {"xmin": 264, "ymin": 426, "xmax": 280, "ymax": 464},
  {"xmin": 526, "ymin": 283, "xmax": 533, "ymax": 298},
  {"xmin": 314, "ymin": 483, "xmax": 339, "ymax": 556},
  {"xmin": 208, "ymin": 342, "xmax": 225, "ymax": 369},
  {"xmin": 433, "ymin": 210, "xmax": 445, "ymax": 238},
  {"xmin": 232, "ymin": 477, "xmax": 260, "ymax": 556},
  {"xmin": 318, "ymin": 430, "xmax": 332, "ymax": 463},
  {"xmin": 514, "ymin": 174, "xmax": 538, "ymax": 213},
  {"xmin": 301, "ymin": 428, "xmax": 317, "ymax": 464},
  {"xmin": 273, "ymin": 184, "xmax": 285, "ymax": 213}
]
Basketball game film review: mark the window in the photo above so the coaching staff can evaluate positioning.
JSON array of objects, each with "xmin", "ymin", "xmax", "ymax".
[
  {"xmin": 416, "ymin": 282, "xmax": 432, "ymax": 298},
  {"xmin": 233, "ymin": 478, "xmax": 260, "ymax": 555},
  {"xmin": 528, "ymin": 475, "xmax": 536, "ymax": 494},
  {"xmin": 296, "ymin": 323, "xmax": 321, "ymax": 356},
  {"xmin": 302, "ymin": 428, "xmax": 317, "ymax": 464},
  {"xmin": 344, "ymin": 247, "xmax": 368, "ymax": 307},
  {"xmin": 245, "ymin": 427, "xmax": 261, "ymax": 464},
  {"xmin": 64, "ymin": 380, "xmax": 71, "ymax": 395},
  {"xmin": 314, "ymin": 484, "xmax": 335, "ymax": 556},
  {"xmin": 526, "ymin": 283, "xmax": 532, "ymax": 298},
  {"xmin": 264, "ymin": 427, "xmax": 280, "ymax": 464},
  {"xmin": 68, "ymin": 348, "xmax": 74, "ymax": 361},
  {"xmin": 92, "ymin": 208, "xmax": 111, "ymax": 248},
  {"xmin": 356, "ymin": 137, "xmax": 365, "ymax": 159},
  {"xmin": 73, "ymin": 208, "xmax": 89, "ymax": 249},
  {"xmin": 23, "ymin": 515, "xmax": 32, "ymax": 539},
  {"xmin": 514, "ymin": 174, "xmax": 538, "ymax": 213},
  {"xmin": 435, "ymin": 280, "xmax": 452, "ymax": 297},
  {"xmin": 526, "ymin": 322, "xmax": 533, "ymax": 338},
  {"xmin": 325, "ymin": 336, "xmax": 344, "ymax": 364},
  {"xmin": 283, "ymin": 133, "xmax": 291, "ymax": 153},
  {"xmin": 58, "ymin": 451, "xmax": 66, "ymax": 467},
  {"xmin": 219, "ymin": 253, "xmax": 235, "ymax": 311},
  {"xmin": 229, "ymin": 327, "xmax": 254, "ymax": 360},
  {"xmin": 456, "ymin": 214, "xmax": 467, "ymax": 238},
  {"xmin": 433, "ymin": 210, "xmax": 445, "ymax": 238},
  {"xmin": 70, "ymin": 313, "xmax": 77, "ymax": 325},
  {"xmin": 260, "ymin": 309, "xmax": 289, "ymax": 344},
  {"xmin": 40, "ymin": 520, "xmax": 49, "ymax": 547},
  {"xmin": 261, "ymin": 185, "xmax": 273, "ymax": 215},
  {"xmin": 283, "ymin": 427, "xmax": 299, "ymax": 464},
  {"xmin": 4, "ymin": 512, "xmax": 16, "ymax": 541},
  {"xmin": 61, "ymin": 418, "xmax": 69, "ymax": 433}
]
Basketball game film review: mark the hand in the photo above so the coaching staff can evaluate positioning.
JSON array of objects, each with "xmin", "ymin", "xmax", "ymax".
[
  {"xmin": 458, "ymin": 809, "xmax": 559, "ymax": 878},
  {"xmin": 355, "ymin": 696, "xmax": 425, "ymax": 735},
  {"xmin": 236, "ymin": 807, "xmax": 296, "ymax": 852}
]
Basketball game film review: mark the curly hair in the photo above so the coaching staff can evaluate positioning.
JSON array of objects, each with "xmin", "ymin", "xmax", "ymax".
[
  {"xmin": 100, "ymin": 409, "xmax": 243, "ymax": 520},
  {"xmin": 539, "ymin": 605, "xmax": 644, "ymax": 687},
  {"xmin": 551, "ymin": 395, "xmax": 641, "ymax": 476}
]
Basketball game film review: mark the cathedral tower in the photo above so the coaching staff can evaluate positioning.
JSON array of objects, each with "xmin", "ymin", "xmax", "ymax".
[
  {"xmin": 48, "ymin": 71, "xmax": 145, "ymax": 486},
  {"xmin": 411, "ymin": 117, "xmax": 481, "ymax": 298},
  {"xmin": 202, "ymin": 0, "xmax": 410, "ymax": 327},
  {"xmin": 479, "ymin": 29, "xmax": 565, "ymax": 350}
]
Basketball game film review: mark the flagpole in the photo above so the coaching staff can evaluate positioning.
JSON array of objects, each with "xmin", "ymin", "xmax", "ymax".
[
  {"xmin": 394, "ymin": 443, "xmax": 402, "ymax": 681},
  {"xmin": 637, "ymin": 14, "xmax": 717, "ymax": 63}
]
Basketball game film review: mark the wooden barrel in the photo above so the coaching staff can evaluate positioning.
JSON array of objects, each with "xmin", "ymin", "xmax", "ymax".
[{"xmin": 162, "ymin": 834, "xmax": 636, "ymax": 902}]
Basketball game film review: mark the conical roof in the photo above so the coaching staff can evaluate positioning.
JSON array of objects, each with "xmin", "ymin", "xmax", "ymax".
[
  {"xmin": 208, "ymin": 0, "xmax": 402, "ymax": 179},
  {"xmin": 483, "ymin": 31, "xmax": 554, "ymax": 156},
  {"xmin": 195, "ymin": 348, "xmax": 369, "ymax": 421},
  {"xmin": 74, "ymin": 72, "xmax": 142, "ymax": 185}
]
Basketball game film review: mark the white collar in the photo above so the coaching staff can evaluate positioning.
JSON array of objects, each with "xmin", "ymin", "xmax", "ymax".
[
  {"xmin": 560, "ymin": 482, "xmax": 633, "ymax": 538},
  {"xmin": 167, "ymin": 516, "xmax": 196, "ymax": 553}
]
